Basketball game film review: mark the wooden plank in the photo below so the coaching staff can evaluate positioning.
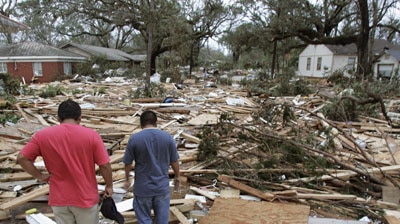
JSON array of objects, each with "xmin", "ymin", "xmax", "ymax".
[
  {"xmin": 217, "ymin": 175, "xmax": 274, "ymax": 201},
  {"xmin": 24, "ymin": 109, "xmax": 50, "ymax": 127},
  {"xmin": 382, "ymin": 186, "xmax": 400, "ymax": 205},
  {"xmin": 385, "ymin": 215, "xmax": 400, "ymax": 224},
  {"xmin": 296, "ymin": 193, "xmax": 357, "ymax": 200},
  {"xmin": 180, "ymin": 132, "xmax": 201, "ymax": 144},
  {"xmin": 198, "ymin": 198, "xmax": 310, "ymax": 224},
  {"xmin": 0, "ymin": 172, "xmax": 35, "ymax": 182},
  {"xmin": 170, "ymin": 206, "xmax": 191, "ymax": 224},
  {"xmin": 189, "ymin": 186, "xmax": 216, "ymax": 201},
  {"xmin": 0, "ymin": 184, "xmax": 49, "ymax": 210},
  {"xmin": 15, "ymin": 103, "xmax": 31, "ymax": 122},
  {"xmin": 286, "ymin": 164, "xmax": 400, "ymax": 183}
]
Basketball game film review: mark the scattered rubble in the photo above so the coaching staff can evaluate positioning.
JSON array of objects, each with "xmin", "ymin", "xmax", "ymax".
[{"xmin": 0, "ymin": 73, "xmax": 400, "ymax": 223}]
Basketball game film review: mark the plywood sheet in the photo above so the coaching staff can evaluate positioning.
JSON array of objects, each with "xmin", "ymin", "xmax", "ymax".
[{"xmin": 198, "ymin": 198, "xmax": 309, "ymax": 224}]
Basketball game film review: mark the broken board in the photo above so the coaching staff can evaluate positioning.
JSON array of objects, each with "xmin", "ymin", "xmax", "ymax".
[{"xmin": 198, "ymin": 198, "xmax": 309, "ymax": 224}]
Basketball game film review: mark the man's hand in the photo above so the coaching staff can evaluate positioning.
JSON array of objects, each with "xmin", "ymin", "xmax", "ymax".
[
  {"xmin": 124, "ymin": 179, "xmax": 132, "ymax": 191},
  {"xmin": 104, "ymin": 185, "xmax": 113, "ymax": 198},
  {"xmin": 173, "ymin": 177, "xmax": 180, "ymax": 192},
  {"xmin": 37, "ymin": 173, "xmax": 51, "ymax": 183}
]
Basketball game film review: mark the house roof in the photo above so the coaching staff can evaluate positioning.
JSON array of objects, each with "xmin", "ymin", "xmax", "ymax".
[
  {"xmin": 322, "ymin": 39, "xmax": 400, "ymax": 56},
  {"xmin": 0, "ymin": 14, "xmax": 30, "ymax": 33},
  {"xmin": 325, "ymin": 43, "xmax": 357, "ymax": 55},
  {"xmin": 60, "ymin": 43, "xmax": 146, "ymax": 62},
  {"xmin": 0, "ymin": 42, "xmax": 86, "ymax": 59}
]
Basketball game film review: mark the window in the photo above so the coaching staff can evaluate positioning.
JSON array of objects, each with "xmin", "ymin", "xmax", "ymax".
[
  {"xmin": 0, "ymin": 62, "xmax": 7, "ymax": 73},
  {"xmin": 64, "ymin": 62, "xmax": 72, "ymax": 75},
  {"xmin": 306, "ymin": 58, "xmax": 311, "ymax": 70},
  {"xmin": 378, "ymin": 64, "xmax": 394, "ymax": 78},
  {"xmin": 316, "ymin": 57, "xmax": 322, "ymax": 71},
  {"xmin": 32, "ymin": 62, "xmax": 43, "ymax": 76},
  {"xmin": 347, "ymin": 57, "xmax": 356, "ymax": 70}
]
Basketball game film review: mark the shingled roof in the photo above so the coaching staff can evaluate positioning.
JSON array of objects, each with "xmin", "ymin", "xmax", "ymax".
[
  {"xmin": 0, "ymin": 42, "xmax": 86, "ymax": 60},
  {"xmin": 324, "ymin": 39, "xmax": 400, "ymax": 56},
  {"xmin": 61, "ymin": 43, "xmax": 146, "ymax": 62}
]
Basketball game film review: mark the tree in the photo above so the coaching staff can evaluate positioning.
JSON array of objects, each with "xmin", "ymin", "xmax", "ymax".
[
  {"xmin": 239, "ymin": 0, "xmax": 400, "ymax": 80},
  {"xmin": 220, "ymin": 23, "xmax": 258, "ymax": 65},
  {"xmin": 0, "ymin": 0, "xmax": 17, "ymax": 43}
]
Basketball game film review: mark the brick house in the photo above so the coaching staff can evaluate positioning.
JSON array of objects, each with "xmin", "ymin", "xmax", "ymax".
[{"xmin": 0, "ymin": 42, "xmax": 86, "ymax": 84}]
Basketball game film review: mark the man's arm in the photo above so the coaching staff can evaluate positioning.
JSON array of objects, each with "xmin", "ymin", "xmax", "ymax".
[
  {"xmin": 124, "ymin": 163, "xmax": 133, "ymax": 190},
  {"xmin": 170, "ymin": 160, "xmax": 180, "ymax": 191},
  {"xmin": 99, "ymin": 163, "xmax": 113, "ymax": 197},
  {"xmin": 16, "ymin": 153, "xmax": 50, "ymax": 182}
]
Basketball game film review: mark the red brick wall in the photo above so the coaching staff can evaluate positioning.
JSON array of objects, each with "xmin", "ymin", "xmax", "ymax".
[{"xmin": 6, "ymin": 61, "xmax": 66, "ymax": 84}]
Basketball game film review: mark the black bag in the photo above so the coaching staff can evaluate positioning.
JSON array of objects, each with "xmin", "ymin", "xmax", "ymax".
[{"xmin": 100, "ymin": 197, "xmax": 125, "ymax": 224}]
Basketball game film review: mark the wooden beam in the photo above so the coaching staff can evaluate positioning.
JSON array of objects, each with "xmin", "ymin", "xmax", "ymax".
[
  {"xmin": 170, "ymin": 206, "xmax": 191, "ymax": 224},
  {"xmin": 189, "ymin": 186, "xmax": 216, "ymax": 201},
  {"xmin": 217, "ymin": 175, "xmax": 274, "ymax": 201},
  {"xmin": 0, "ymin": 185, "xmax": 49, "ymax": 210}
]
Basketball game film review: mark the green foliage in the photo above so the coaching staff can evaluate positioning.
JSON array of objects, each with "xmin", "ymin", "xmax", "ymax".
[
  {"xmin": 321, "ymin": 80, "xmax": 397, "ymax": 122},
  {"xmin": 161, "ymin": 69, "xmax": 180, "ymax": 83},
  {"xmin": 130, "ymin": 82, "xmax": 166, "ymax": 98},
  {"xmin": 94, "ymin": 87, "xmax": 107, "ymax": 95},
  {"xmin": 197, "ymin": 126, "xmax": 220, "ymax": 161},
  {"xmin": 327, "ymin": 70, "xmax": 351, "ymax": 87},
  {"xmin": 0, "ymin": 112, "xmax": 20, "ymax": 126},
  {"xmin": 217, "ymin": 76, "xmax": 232, "ymax": 85},
  {"xmin": 0, "ymin": 73, "xmax": 21, "ymax": 95},
  {"xmin": 39, "ymin": 85, "xmax": 64, "ymax": 98},
  {"xmin": 273, "ymin": 71, "xmax": 313, "ymax": 96}
]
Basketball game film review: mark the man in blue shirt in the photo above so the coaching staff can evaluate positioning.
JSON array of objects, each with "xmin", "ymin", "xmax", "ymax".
[{"xmin": 123, "ymin": 110, "xmax": 180, "ymax": 224}]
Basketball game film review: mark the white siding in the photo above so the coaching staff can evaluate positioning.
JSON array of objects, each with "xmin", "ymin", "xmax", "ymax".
[
  {"xmin": 297, "ymin": 45, "xmax": 334, "ymax": 78},
  {"xmin": 373, "ymin": 54, "xmax": 399, "ymax": 79},
  {"xmin": 297, "ymin": 44, "xmax": 360, "ymax": 78}
]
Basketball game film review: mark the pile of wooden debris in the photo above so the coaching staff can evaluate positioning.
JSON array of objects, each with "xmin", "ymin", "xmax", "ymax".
[{"xmin": 0, "ymin": 76, "xmax": 400, "ymax": 224}]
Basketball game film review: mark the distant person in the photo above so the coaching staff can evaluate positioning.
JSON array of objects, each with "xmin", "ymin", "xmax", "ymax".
[
  {"xmin": 123, "ymin": 110, "xmax": 180, "ymax": 224},
  {"xmin": 203, "ymin": 67, "xmax": 208, "ymax": 80},
  {"xmin": 17, "ymin": 99, "xmax": 113, "ymax": 223}
]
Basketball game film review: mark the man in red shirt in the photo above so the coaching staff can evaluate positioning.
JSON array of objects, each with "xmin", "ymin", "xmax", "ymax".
[{"xmin": 17, "ymin": 99, "xmax": 113, "ymax": 223}]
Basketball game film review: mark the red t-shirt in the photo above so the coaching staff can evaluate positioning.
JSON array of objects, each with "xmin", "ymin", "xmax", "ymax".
[{"xmin": 21, "ymin": 123, "xmax": 109, "ymax": 208}]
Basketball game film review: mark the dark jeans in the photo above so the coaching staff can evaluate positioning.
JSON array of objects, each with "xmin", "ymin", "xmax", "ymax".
[{"xmin": 133, "ymin": 193, "xmax": 170, "ymax": 224}]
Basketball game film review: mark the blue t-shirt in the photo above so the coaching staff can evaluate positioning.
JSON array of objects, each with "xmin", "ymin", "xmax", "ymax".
[{"xmin": 122, "ymin": 128, "xmax": 179, "ymax": 197}]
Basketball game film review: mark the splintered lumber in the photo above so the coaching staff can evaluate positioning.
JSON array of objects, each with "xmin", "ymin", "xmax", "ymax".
[
  {"xmin": 189, "ymin": 186, "xmax": 216, "ymax": 200},
  {"xmin": 198, "ymin": 198, "xmax": 310, "ymax": 224},
  {"xmin": 0, "ymin": 185, "xmax": 49, "ymax": 210},
  {"xmin": 169, "ymin": 206, "xmax": 191, "ymax": 224},
  {"xmin": 385, "ymin": 216, "xmax": 400, "ymax": 224},
  {"xmin": 0, "ymin": 172, "xmax": 35, "ymax": 182},
  {"xmin": 23, "ymin": 109, "xmax": 50, "ymax": 126},
  {"xmin": 180, "ymin": 132, "xmax": 201, "ymax": 144},
  {"xmin": 15, "ymin": 103, "xmax": 31, "ymax": 122},
  {"xmin": 154, "ymin": 108, "xmax": 191, "ymax": 114},
  {"xmin": 296, "ymin": 193, "xmax": 357, "ymax": 200},
  {"xmin": 286, "ymin": 164, "xmax": 400, "ymax": 184},
  {"xmin": 83, "ymin": 114, "xmax": 134, "ymax": 125},
  {"xmin": 217, "ymin": 175, "xmax": 274, "ymax": 201}
]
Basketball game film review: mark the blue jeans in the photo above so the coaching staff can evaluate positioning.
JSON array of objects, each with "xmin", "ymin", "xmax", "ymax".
[{"xmin": 133, "ymin": 193, "xmax": 170, "ymax": 224}]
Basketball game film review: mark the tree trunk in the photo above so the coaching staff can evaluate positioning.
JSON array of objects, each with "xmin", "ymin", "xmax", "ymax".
[
  {"xmin": 271, "ymin": 40, "xmax": 277, "ymax": 77},
  {"xmin": 357, "ymin": 0, "xmax": 371, "ymax": 80}
]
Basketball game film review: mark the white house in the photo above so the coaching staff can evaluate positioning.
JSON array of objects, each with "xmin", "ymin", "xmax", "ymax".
[
  {"xmin": 297, "ymin": 39, "xmax": 400, "ymax": 79},
  {"xmin": 372, "ymin": 48, "xmax": 400, "ymax": 80},
  {"xmin": 297, "ymin": 43, "xmax": 357, "ymax": 78}
]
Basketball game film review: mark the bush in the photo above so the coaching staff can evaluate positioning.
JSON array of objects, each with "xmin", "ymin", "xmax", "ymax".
[
  {"xmin": 39, "ymin": 85, "xmax": 64, "ymax": 98},
  {"xmin": 0, "ymin": 73, "xmax": 20, "ymax": 95}
]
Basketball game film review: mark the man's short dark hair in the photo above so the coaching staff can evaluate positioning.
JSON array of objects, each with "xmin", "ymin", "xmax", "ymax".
[
  {"xmin": 140, "ymin": 110, "xmax": 157, "ymax": 127},
  {"xmin": 58, "ymin": 99, "xmax": 81, "ymax": 122}
]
